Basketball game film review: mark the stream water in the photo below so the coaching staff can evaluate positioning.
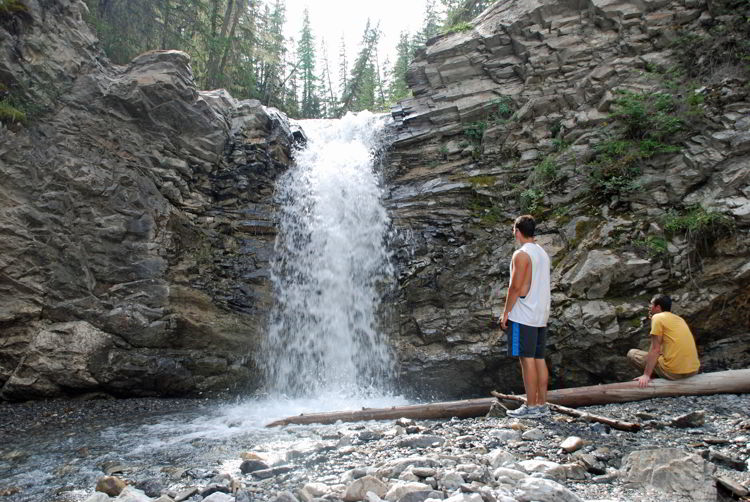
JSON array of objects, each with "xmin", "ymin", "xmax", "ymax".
[{"xmin": 0, "ymin": 112, "xmax": 406, "ymax": 501}]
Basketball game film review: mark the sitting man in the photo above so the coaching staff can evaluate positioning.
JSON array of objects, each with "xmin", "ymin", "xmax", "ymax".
[{"xmin": 628, "ymin": 294, "xmax": 700, "ymax": 388}]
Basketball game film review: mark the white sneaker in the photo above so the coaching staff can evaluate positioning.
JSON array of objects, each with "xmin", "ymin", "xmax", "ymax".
[
  {"xmin": 533, "ymin": 404, "xmax": 550, "ymax": 417},
  {"xmin": 506, "ymin": 404, "xmax": 541, "ymax": 418}
]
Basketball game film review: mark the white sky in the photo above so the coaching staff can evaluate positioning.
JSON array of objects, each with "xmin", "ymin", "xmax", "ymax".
[{"xmin": 283, "ymin": 0, "xmax": 429, "ymax": 75}]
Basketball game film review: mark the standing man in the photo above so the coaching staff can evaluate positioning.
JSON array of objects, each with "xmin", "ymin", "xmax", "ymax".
[
  {"xmin": 628, "ymin": 294, "xmax": 700, "ymax": 388},
  {"xmin": 500, "ymin": 214, "xmax": 551, "ymax": 418}
]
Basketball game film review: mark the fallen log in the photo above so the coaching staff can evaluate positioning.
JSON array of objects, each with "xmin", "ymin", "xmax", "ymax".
[
  {"xmin": 490, "ymin": 391, "xmax": 641, "ymax": 432},
  {"xmin": 265, "ymin": 368, "xmax": 750, "ymax": 427},
  {"xmin": 265, "ymin": 397, "xmax": 496, "ymax": 427},
  {"xmin": 544, "ymin": 368, "xmax": 750, "ymax": 407}
]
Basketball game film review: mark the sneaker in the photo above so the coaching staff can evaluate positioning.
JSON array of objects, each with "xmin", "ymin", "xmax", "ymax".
[
  {"xmin": 506, "ymin": 404, "xmax": 541, "ymax": 418},
  {"xmin": 533, "ymin": 404, "xmax": 550, "ymax": 417}
]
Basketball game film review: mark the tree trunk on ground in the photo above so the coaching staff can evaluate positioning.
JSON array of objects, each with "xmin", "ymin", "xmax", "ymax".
[
  {"xmin": 265, "ymin": 397, "xmax": 496, "ymax": 427},
  {"xmin": 264, "ymin": 369, "xmax": 750, "ymax": 427},
  {"xmin": 544, "ymin": 368, "xmax": 750, "ymax": 407}
]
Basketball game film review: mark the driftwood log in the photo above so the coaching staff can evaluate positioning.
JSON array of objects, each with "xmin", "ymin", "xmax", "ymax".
[
  {"xmin": 490, "ymin": 391, "xmax": 641, "ymax": 432},
  {"xmin": 265, "ymin": 368, "xmax": 750, "ymax": 427},
  {"xmin": 544, "ymin": 368, "xmax": 750, "ymax": 407},
  {"xmin": 265, "ymin": 397, "xmax": 495, "ymax": 427}
]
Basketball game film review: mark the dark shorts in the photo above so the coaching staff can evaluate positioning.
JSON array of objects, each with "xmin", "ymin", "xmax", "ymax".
[{"xmin": 507, "ymin": 320, "xmax": 547, "ymax": 359}]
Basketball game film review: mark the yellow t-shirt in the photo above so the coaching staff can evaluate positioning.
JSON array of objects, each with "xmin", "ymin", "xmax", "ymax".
[{"xmin": 651, "ymin": 312, "xmax": 700, "ymax": 374}]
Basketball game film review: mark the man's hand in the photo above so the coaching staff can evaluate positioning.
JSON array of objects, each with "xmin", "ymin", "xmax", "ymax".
[
  {"xmin": 634, "ymin": 374, "xmax": 651, "ymax": 388},
  {"xmin": 500, "ymin": 312, "xmax": 509, "ymax": 331}
]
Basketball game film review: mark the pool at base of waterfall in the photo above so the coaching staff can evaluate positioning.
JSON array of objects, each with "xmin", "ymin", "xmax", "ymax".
[{"xmin": 0, "ymin": 393, "xmax": 408, "ymax": 502}]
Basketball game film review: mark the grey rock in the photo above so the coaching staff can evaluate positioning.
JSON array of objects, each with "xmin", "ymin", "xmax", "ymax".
[{"xmin": 621, "ymin": 448, "xmax": 717, "ymax": 502}]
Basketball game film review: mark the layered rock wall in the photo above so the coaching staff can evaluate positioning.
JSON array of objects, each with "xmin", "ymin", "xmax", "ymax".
[
  {"xmin": 0, "ymin": 1, "xmax": 295, "ymax": 399},
  {"xmin": 385, "ymin": 0, "xmax": 750, "ymax": 397}
]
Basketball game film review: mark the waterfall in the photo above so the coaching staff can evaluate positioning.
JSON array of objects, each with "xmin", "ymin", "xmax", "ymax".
[{"xmin": 263, "ymin": 111, "xmax": 394, "ymax": 398}]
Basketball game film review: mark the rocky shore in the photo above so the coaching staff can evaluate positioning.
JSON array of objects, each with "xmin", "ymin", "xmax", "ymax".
[{"xmin": 1, "ymin": 394, "xmax": 749, "ymax": 502}]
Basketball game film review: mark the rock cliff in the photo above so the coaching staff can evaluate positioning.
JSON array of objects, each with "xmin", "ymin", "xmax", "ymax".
[
  {"xmin": 1, "ymin": 0, "xmax": 748, "ymax": 402},
  {"xmin": 0, "ymin": 1, "xmax": 296, "ymax": 399},
  {"xmin": 385, "ymin": 0, "xmax": 750, "ymax": 397}
]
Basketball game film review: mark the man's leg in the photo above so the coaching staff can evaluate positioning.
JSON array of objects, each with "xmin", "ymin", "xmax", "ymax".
[
  {"xmin": 519, "ymin": 357, "xmax": 539, "ymax": 406},
  {"xmin": 534, "ymin": 358, "xmax": 549, "ymax": 405},
  {"xmin": 627, "ymin": 348, "xmax": 648, "ymax": 372}
]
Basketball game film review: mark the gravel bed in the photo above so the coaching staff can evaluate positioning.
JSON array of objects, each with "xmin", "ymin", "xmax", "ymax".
[{"xmin": 0, "ymin": 394, "xmax": 748, "ymax": 502}]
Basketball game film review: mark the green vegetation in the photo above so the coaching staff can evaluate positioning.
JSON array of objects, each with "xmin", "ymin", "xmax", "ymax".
[
  {"xmin": 443, "ymin": 21, "xmax": 472, "ymax": 34},
  {"xmin": 664, "ymin": 205, "xmax": 734, "ymax": 235},
  {"xmin": 670, "ymin": 6, "xmax": 750, "ymax": 81},
  {"xmin": 585, "ymin": 90, "xmax": 692, "ymax": 201},
  {"xmin": 0, "ymin": 99, "xmax": 26, "ymax": 124},
  {"xmin": 633, "ymin": 235, "xmax": 668, "ymax": 258},
  {"xmin": 0, "ymin": 0, "xmax": 28, "ymax": 16},
  {"xmin": 534, "ymin": 156, "xmax": 558, "ymax": 183},
  {"xmin": 469, "ymin": 194, "xmax": 504, "ymax": 225},
  {"xmin": 463, "ymin": 120, "xmax": 487, "ymax": 144},
  {"xmin": 663, "ymin": 205, "xmax": 735, "ymax": 258},
  {"xmin": 519, "ymin": 188, "xmax": 544, "ymax": 215},
  {"xmin": 468, "ymin": 175, "xmax": 496, "ymax": 187},
  {"xmin": 462, "ymin": 96, "xmax": 514, "ymax": 146},
  {"xmin": 609, "ymin": 90, "xmax": 682, "ymax": 141}
]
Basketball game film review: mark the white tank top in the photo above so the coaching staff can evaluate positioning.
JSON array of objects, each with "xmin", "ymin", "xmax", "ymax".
[{"xmin": 508, "ymin": 242, "xmax": 551, "ymax": 327}]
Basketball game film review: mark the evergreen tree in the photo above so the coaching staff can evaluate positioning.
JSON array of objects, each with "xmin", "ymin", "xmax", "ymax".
[
  {"xmin": 339, "ymin": 20, "xmax": 381, "ymax": 115},
  {"xmin": 441, "ymin": 0, "xmax": 491, "ymax": 27},
  {"xmin": 387, "ymin": 31, "xmax": 412, "ymax": 104},
  {"xmin": 337, "ymin": 35, "xmax": 349, "ymax": 104},
  {"xmin": 298, "ymin": 9, "xmax": 320, "ymax": 118},
  {"xmin": 414, "ymin": 0, "xmax": 441, "ymax": 47},
  {"xmin": 318, "ymin": 38, "xmax": 338, "ymax": 118}
]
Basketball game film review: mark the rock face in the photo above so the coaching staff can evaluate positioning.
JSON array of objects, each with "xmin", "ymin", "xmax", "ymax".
[
  {"xmin": 384, "ymin": 0, "xmax": 750, "ymax": 396},
  {"xmin": 0, "ymin": 1, "xmax": 295, "ymax": 399}
]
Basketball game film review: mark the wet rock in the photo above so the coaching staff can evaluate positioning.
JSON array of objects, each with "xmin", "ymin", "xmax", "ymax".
[
  {"xmin": 669, "ymin": 410, "xmax": 706, "ymax": 428},
  {"xmin": 134, "ymin": 479, "xmax": 165, "ymax": 498},
  {"xmin": 708, "ymin": 448, "xmax": 747, "ymax": 471},
  {"xmin": 173, "ymin": 487, "xmax": 199, "ymax": 501},
  {"xmin": 96, "ymin": 476, "xmax": 127, "ymax": 497},
  {"xmin": 240, "ymin": 459, "xmax": 270, "ymax": 474}
]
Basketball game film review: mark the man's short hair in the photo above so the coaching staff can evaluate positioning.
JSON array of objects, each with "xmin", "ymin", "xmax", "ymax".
[
  {"xmin": 514, "ymin": 214, "xmax": 536, "ymax": 238},
  {"xmin": 651, "ymin": 294, "xmax": 672, "ymax": 312}
]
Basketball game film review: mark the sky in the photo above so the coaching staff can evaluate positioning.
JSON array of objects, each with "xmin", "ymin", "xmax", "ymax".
[{"xmin": 283, "ymin": 0, "xmax": 429, "ymax": 73}]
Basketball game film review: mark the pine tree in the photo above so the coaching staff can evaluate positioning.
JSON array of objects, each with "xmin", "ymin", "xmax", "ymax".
[
  {"xmin": 298, "ymin": 9, "xmax": 320, "ymax": 118},
  {"xmin": 387, "ymin": 30, "xmax": 412, "ymax": 104},
  {"xmin": 318, "ymin": 38, "xmax": 338, "ymax": 118},
  {"xmin": 414, "ymin": 0, "xmax": 441, "ymax": 47},
  {"xmin": 337, "ymin": 35, "xmax": 349, "ymax": 105},
  {"xmin": 339, "ymin": 20, "xmax": 381, "ymax": 114}
]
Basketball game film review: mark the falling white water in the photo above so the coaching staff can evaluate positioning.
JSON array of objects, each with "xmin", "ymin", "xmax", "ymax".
[{"xmin": 263, "ymin": 111, "xmax": 395, "ymax": 397}]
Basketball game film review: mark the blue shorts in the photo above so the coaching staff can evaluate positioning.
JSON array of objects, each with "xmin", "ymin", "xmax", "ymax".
[{"xmin": 507, "ymin": 320, "xmax": 547, "ymax": 359}]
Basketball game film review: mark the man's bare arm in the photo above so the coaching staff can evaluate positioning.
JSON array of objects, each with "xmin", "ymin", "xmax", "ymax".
[
  {"xmin": 635, "ymin": 335, "xmax": 663, "ymax": 388},
  {"xmin": 501, "ymin": 251, "xmax": 530, "ymax": 330}
]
